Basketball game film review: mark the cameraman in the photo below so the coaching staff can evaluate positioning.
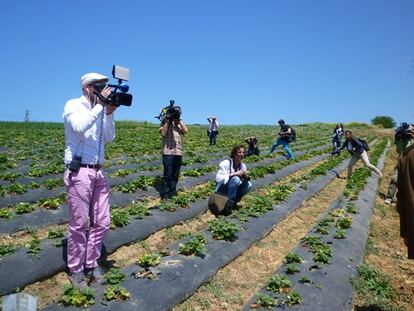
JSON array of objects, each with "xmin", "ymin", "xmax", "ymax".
[
  {"xmin": 215, "ymin": 144, "xmax": 252, "ymax": 215},
  {"xmin": 385, "ymin": 122, "xmax": 414, "ymax": 204},
  {"xmin": 63, "ymin": 73, "xmax": 117, "ymax": 288},
  {"xmin": 159, "ymin": 111, "xmax": 188, "ymax": 199}
]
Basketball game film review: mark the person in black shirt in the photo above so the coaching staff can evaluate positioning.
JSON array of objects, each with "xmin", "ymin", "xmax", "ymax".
[{"xmin": 269, "ymin": 119, "xmax": 295, "ymax": 159}]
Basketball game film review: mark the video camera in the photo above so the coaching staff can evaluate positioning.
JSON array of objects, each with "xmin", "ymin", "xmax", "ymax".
[
  {"xmin": 395, "ymin": 122, "xmax": 414, "ymax": 141},
  {"xmin": 93, "ymin": 65, "xmax": 133, "ymax": 107},
  {"xmin": 155, "ymin": 99, "xmax": 182, "ymax": 122}
]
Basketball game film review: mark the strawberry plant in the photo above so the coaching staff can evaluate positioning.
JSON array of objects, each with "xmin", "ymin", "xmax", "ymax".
[
  {"xmin": 333, "ymin": 228, "xmax": 346, "ymax": 239},
  {"xmin": 137, "ymin": 253, "xmax": 161, "ymax": 268},
  {"xmin": 0, "ymin": 208, "xmax": 12, "ymax": 219},
  {"xmin": 7, "ymin": 182, "xmax": 26, "ymax": 195},
  {"xmin": 159, "ymin": 200, "xmax": 177, "ymax": 212},
  {"xmin": 266, "ymin": 274, "xmax": 292, "ymax": 293},
  {"xmin": 0, "ymin": 244, "xmax": 16, "ymax": 257},
  {"xmin": 284, "ymin": 252, "xmax": 303, "ymax": 264},
  {"xmin": 43, "ymin": 178, "xmax": 64, "ymax": 190},
  {"xmin": 60, "ymin": 285, "xmax": 95, "ymax": 307},
  {"xmin": 14, "ymin": 202, "xmax": 35, "ymax": 215},
  {"xmin": 286, "ymin": 291, "xmax": 303, "ymax": 306},
  {"xmin": 104, "ymin": 285, "xmax": 130, "ymax": 301},
  {"xmin": 346, "ymin": 202, "xmax": 358, "ymax": 214},
  {"xmin": 110, "ymin": 208, "xmax": 130, "ymax": 228},
  {"xmin": 25, "ymin": 234, "xmax": 41, "ymax": 255},
  {"xmin": 254, "ymin": 293, "xmax": 277, "ymax": 309},
  {"xmin": 105, "ymin": 268, "xmax": 126, "ymax": 285},
  {"xmin": 127, "ymin": 202, "xmax": 151, "ymax": 219},
  {"xmin": 179, "ymin": 234, "xmax": 207, "ymax": 257},
  {"xmin": 208, "ymin": 217, "xmax": 240, "ymax": 241},
  {"xmin": 0, "ymin": 172, "xmax": 23, "ymax": 182},
  {"xmin": 47, "ymin": 228, "xmax": 65, "ymax": 239},
  {"xmin": 336, "ymin": 217, "xmax": 352, "ymax": 229},
  {"xmin": 286, "ymin": 263, "xmax": 300, "ymax": 274}
]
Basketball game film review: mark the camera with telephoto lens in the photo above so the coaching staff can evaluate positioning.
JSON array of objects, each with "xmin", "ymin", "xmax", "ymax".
[
  {"xmin": 155, "ymin": 99, "xmax": 182, "ymax": 122},
  {"xmin": 395, "ymin": 122, "xmax": 414, "ymax": 141},
  {"xmin": 93, "ymin": 65, "xmax": 133, "ymax": 107}
]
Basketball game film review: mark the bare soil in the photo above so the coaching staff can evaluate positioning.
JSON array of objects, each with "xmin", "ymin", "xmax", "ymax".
[{"xmin": 353, "ymin": 147, "xmax": 414, "ymax": 311}]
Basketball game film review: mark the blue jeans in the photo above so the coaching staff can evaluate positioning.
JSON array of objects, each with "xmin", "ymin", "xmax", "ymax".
[
  {"xmin": 270, "ymin": 139, "xmax": 295, "ymax": 159},
  {"xmin": 217, "ymin": 176, "xmax": 252, "ymax": 203},
  {"xmin": 332, "ymin": 138, "xmax": 341, "ymax": 150}
]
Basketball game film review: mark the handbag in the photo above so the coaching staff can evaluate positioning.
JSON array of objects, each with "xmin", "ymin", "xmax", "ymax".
[{"xmin": 208, "ymin": 192, "xmax": 231, "ymax": 215}]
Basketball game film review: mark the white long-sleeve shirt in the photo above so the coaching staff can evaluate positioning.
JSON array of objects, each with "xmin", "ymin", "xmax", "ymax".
[
  {"xmin": 63, "ymin": 95, "xmax": 115, "ymax": 165},
  {"xmin": 208, "ymin": 119, "xmax": 219, "ymax": 131},
  {"xmin": 215, "ymin": 158, "xmax": 247, "ymax": 185}
]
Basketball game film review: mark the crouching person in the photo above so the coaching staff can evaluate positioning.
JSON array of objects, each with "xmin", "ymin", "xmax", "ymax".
[{"xmin": 215, "ymin": 144, "xmax": 252, "ymax": 215}]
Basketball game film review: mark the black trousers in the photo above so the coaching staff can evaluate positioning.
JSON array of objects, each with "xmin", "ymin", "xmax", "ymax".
[{"xmin": 162, "ymin": 154, "xmax": 182, "ymax": 197}]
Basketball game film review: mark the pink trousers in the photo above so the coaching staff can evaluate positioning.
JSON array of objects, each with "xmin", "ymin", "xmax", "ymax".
[{"xmin": 64, "ymin": 168, "xmax": 110, "ymax": 273}]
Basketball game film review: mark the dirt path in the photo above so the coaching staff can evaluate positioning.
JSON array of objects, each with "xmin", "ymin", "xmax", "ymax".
[{"xmin": 353, "ymin": 148, "xmax": 414, "ymax": 311}]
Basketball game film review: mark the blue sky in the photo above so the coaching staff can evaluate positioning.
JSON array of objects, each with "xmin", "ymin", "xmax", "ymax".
[{"xmin": 0, "ymin": 0, "xmax": 413, "ymax": 125}]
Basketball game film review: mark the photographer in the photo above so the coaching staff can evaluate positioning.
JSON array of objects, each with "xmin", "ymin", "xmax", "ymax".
[
  {"xmin": 207, "ymin": 116, "xmax": 219, "ymax": 146},
  {"xmin": 63, "ymin": 72, "xmax": 117, "ymax": 288},
  {"xmin": 215, "ymin": 144, "xmax": 252, "ymax": 215},
  {"xmin": 396, "ymin": 127, "xmax": 414, "ymax": 259},
  {"xmin": 385, "ymin": 122, "xmax": 414, "ymax": 204},
  {"xmin": 245, "ymin": 137, "xmax": 260, "ymax": 156},
  {"xmin": 159, "ymin": 106, "xmax": 188, "ymax": 199},
  {"xmin": 269, "ymin": 119, "xmax": 295, "ymax": 159}
]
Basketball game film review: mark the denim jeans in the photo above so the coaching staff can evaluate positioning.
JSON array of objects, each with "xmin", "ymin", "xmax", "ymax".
[
  {"xmin": 270, "ymin": 138, "xmax": 295, "ymax": 159},
  {"xmin": 162, "ymin": 154, "xmax": 182, "ymax": 197},
  {"xmin": 217, "ymin": 176, "xmax": 252, "ymax": 203},
  {"xmin": 332, "ymin": 138, "xmax": 341, "ymax": 150}
]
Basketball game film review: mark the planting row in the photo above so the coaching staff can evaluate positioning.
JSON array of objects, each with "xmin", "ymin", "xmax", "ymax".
[
  {"xmin": 43, "ymin": 142, "xmax": 353, "ymax": 310},
  {"xmin": 0, "ymin": 148, "xmax": 338, "ymax": 295},
  {"xmin": 243, "ymin": 138, "xmax": 388, "ymax": 310},
  {"xmin": 0, "ymin": 144, "xmax": 331, "ymax": 232}
]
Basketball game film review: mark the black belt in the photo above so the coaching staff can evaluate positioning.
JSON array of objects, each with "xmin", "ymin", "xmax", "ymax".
[{"xmin": 66, "ymin": 164, "xmax": 102, "ymax": 169}]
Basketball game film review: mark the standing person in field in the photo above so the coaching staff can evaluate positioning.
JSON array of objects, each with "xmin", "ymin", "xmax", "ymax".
[
  {"xmin": 341, "ymin": 130, "xmax": 382, "ymax": 179},
  {"xmin": 331, "ymin": 123, "xmax": 344, "ymax": 154},
  {"xmin": 215, "ymin": 144, "xmax": 252, "ymax": 215},
  {"xmin": 396, "ymin": 127, "xmax": 414, "ymax": 259},
  {"xmin": 159, "ymin": 109, "xmax": 188, "ymax": 199},
  {"xmin": 207, "ymin": 116, "xmax": 219, "ymax": 146},
  {"xmin": 63, "ymin": 73, "xmax": 117, "ymax": 288},
  {"xmin": 384, "ymin": 122, "xmax": 414, "ymax": 204},
  {"xmin": 269, "ymin": 119, "xmax": 295, "ymax": 159}
]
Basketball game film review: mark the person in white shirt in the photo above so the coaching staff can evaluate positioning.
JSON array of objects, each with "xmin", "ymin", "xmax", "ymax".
[
  {"xmin": 207, "ymin": 116, "xmax": 219, "ymax": 146},
  {"xmin": 215, "ymin": 144, "xmax": 252, "ymax": 215},
  {"xmin": 63, "ymin": 72, "xmax": 117, "ymax": 288}
]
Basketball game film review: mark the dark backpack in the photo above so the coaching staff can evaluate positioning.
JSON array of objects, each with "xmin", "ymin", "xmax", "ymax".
[
  {"xmin": 357, "ymin": 138, "xmax": 369, "ymax": 151},
  {"xmin": 289, "ymin": 127, "xmax": 296, "ymax": 142}
]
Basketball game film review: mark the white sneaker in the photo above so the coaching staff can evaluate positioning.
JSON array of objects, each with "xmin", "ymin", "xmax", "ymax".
[
  {"xmin": 384, "ymin": 198, "xmax": 392, "ymax": 204},
  {"xmin": 378, "ymin": 172, "xmax": 383, "ymax": 178}
]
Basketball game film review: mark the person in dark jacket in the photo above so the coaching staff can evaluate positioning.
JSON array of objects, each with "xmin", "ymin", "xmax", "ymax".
[
  {"xmin": 245, "ymin": 137, "xmax": 260, "ymax": 157},
  {"xmin": 341, "ymin": 130, "xmax": 382, "ymax": 179},
  {"xmin": 269, "ymin": 119, "xmax": 295, "ymax": 159},
  {"xmin": 396, "ymin": 128, "xmax": 414, "ymax": 259}
]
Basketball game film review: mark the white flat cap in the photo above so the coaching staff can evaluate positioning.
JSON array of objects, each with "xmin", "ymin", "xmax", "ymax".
[{"xmin": 80, "ymin": 72, "xmax": 109, "ymax": 87}]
